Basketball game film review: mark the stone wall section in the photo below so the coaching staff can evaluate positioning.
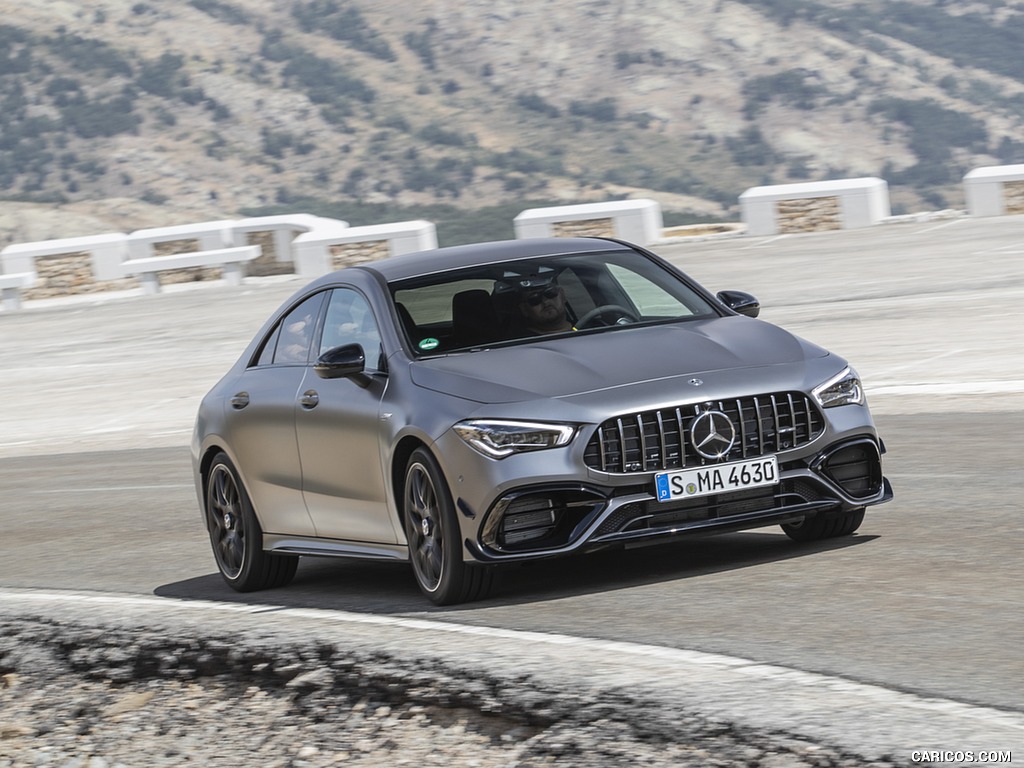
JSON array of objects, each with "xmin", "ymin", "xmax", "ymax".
[
  {"xmin": 152, "ymin": 239, "xmax": 221, "ymax": 285},
  {"xmin": 551, "ymin": 218, "xmax": 616, "ymax": 238},
  {"xmin": 329, "ymin": 241, "xmax": 389, "ymax": 270},
  {"xmin": 246, "ymin": 231, "xmax": 294, "ymax": 276},
  {"xmin": 777, "ymin": 197, "xmax": 841, "ymax": 234},
  {"xmin": 23, "ymin": 253, "xmax": 137, "ymax": 300},
  {"xmin": 1003, "ymin": 180, "xmax": 1024, "ymax": 214}
]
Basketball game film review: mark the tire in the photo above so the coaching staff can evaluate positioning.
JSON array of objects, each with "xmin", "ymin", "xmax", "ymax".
[
  {"xmin": 403, "ymin": 447, "xmax": 494, "ymax": 605},
  {"xmin": 781, "ymin": 508, "xmax": 865, "ymax": 543},
  {"xmin": 205, "ymin": 452, "xmax": 298, "ymax": 592}
]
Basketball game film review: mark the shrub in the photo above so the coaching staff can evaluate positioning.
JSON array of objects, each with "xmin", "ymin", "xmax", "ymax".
[
  {"xmin": 189, "ymin": 0, "xmax": 250, "ymax": 25},
  {"xmin": 569, "ymin": 97, "xmax": 618, "ymax": 122},
  {"xmin": 742, "ymin": 69, "xmax": 826, "ymax": 119},
  {"xmin": 292, "ymin": 0, "xmax": 396, "ymax": 62},
  {"xmin": 516, "ymin": 93, "xmax": 561, "ymax": 118}
]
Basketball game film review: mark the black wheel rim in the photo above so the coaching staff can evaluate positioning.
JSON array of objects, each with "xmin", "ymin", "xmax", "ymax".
[
  {"xmin": 405, "ymin": 462, "xmax": 443, "ymax": 593},
  {"xmin": 207, "ymin": 464, "xmax": 245, "ymax": 580}
]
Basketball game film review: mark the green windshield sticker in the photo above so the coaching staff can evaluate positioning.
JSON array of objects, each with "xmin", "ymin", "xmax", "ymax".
[{"xmin": 418, "ymin": 337, "xmax": 439, "ymax": 351}]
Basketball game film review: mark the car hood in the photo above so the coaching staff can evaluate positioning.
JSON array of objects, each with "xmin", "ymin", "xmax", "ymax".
[{"xmin": 409, "ymin": 316, "xmax": 829, "ymax": 404}]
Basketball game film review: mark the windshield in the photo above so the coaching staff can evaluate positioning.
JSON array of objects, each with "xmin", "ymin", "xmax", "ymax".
[{"xmin": 390, "ymin": 247, "xmax": 718, "ymax": 355}]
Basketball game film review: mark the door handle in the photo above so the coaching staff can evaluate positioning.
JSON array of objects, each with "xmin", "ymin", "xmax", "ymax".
[
  {"xmin": 299, "ymin": 390, "xmax": 320, "ymax": 409},
  {"xmin": 230, "ymin": 392, "xmax": 250, "ymax": 409}
]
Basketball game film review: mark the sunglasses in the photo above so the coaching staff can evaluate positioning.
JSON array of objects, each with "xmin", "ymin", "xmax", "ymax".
[{"xmin": 523, "ymin": 286, "xmax": 560, "ymax": 306}]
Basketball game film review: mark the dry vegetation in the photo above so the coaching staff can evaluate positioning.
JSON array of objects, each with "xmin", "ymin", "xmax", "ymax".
[{"xmin": 2, "ymin": 0, "xmax": 1024, "ymax": 243}]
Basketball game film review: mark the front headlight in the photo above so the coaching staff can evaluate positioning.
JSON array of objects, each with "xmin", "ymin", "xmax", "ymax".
[
  {"xmin": 453, "ymin": 420, "xmax": 577, "ymax": 459},
  {"xmin": 813, "ymin": 367, "xmax": 865, "ymax": 408}
]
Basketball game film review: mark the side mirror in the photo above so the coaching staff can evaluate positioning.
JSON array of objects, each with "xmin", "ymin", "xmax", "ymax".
[
  {"xmin": 716, "ymin": 290, "xmax": 760, "ymax": 318},
  {"xmin": 314, "ymin": 343, "xmax": 366, "ymax": 379}
]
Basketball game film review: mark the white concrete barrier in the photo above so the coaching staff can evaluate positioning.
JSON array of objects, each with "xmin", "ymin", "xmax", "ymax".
[
  {"xmin": 292, "ymin": 220, "xmax": 438, "ymax": 277},
  {"xmin": 228, "ymin": 214, "xmax": 347, "ymax": 267},
  {"xmin": 0, "ymin": 272, "xmax": 36, "ymax": 311},
  {"xmin": 121, "ymin": 245, "xmax": 262, "ymax": 294},
  {"xmin": 963, "ymin": 164, "xmax": 1024, "ymax": 217},
  {"xmin": 126, "ymin": 220, "xmax": 237, "ymax": 260},
  {"xmin": 0, "ymin": 233, "xmax": 129, "ymax": 282},
  {"xmin": 514, "ymin": 199, "xmax": 664, "ymax": 245},
  {"xmin": 740, "ymin": 178, "xmax": 891, "ymax": 236}
]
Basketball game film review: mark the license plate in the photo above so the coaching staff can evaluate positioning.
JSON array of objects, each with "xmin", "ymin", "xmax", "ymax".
[{"xmin": 655, "ymin": 456, "xmax": 779, "ymax": 502}]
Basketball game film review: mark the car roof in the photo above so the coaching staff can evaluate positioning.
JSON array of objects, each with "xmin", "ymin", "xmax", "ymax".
[{"xmin": 335, "ymin": 237, "xmax": 637, "ymax": 285}]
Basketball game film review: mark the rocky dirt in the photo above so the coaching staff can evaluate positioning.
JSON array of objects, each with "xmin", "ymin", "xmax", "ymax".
[{"xmin": 0, "ymin": 617, "xmax": 910, "ymax": 768}]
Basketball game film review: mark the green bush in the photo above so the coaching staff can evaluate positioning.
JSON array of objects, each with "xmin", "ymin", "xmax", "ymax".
[
  {"xmin": 417, "ymin": 123, "xmax": 469, "ymax": 147},
  {"xmin": 742, "ymin": 69, "xmax": 826, "ymax": 119},
  {"xmin": 282, "ymin": 52, "xmax": 376, "ymax": 104},
  {"xmin": 725, "ymin": 126, "xmax": 779, "ymax": 167},
  {"xmin": 293, "ymin": 0, "xmax": 396, "ymax": 62},
  {"xmin": 46, "ymin": 33, "xmax": 133, "ymax": 76},
  {"xmin": 189, "ymin": 0, "xmax": 250, "ymax": 25},
  {"xmin": 404, "ymin": 21, "xmax": 438, "ymax": 70},
  {"xmin": 136, "ymin": 53, "xmax": 187, "ymax": 98},
  {"xmin": 569, "ymin": 97, "xmax": 618, "ymax": 122},
  {"xmin": 516, "ymin": 93, "xmax": 561, "ymax": 118},
  {"xmin": 0, "ymin": 25, "xmax": 34, "ymax": 75},
  {"xmin": 737, "ymin": 0, "xmax": 1024, "ymax": 84},
  {"xmin": 60, "ymin": 94, "xmax": 141, "ymax": 138},
  {"xmin": 869, "ymin": 97, "xmax": 987, "ymax": 185}
]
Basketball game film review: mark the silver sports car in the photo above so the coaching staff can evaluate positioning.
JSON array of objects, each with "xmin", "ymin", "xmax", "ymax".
[{"xmin": 192, "ymin": 237, "xmax": 892, "ymax": 604}]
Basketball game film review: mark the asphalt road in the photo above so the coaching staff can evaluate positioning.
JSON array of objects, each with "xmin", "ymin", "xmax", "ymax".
[{"xmin": 2, "ymin": 214, "xmax": 1023, "ymax": 717}]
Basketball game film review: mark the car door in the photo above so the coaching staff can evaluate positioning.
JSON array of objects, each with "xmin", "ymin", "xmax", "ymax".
[
  {"xmin": 225, "ymin": 292, "xmax": 325, "ymax": 537},
  {"xmin": 294, "ymin": 287, "xmax": 399, "ymax": 544}
]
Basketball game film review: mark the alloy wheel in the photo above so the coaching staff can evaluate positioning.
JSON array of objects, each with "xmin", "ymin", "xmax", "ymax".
[
  {"xmin": 405, "ymin": 462, "xmax": 444, "ymax": 592},
  {"xmin": 208, "ymin": 464, "xmax": 246, "ymax": 580}
]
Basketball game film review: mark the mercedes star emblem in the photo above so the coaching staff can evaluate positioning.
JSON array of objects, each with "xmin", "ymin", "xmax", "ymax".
[{"xmin": 690, "ymin": 410, "xmax": 736, "ymax": 460}]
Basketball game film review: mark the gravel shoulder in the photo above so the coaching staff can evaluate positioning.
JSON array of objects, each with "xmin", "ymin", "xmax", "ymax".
[{"xmin": 3, "ymin": 591, "xmax": 1021, "ymax": 767}]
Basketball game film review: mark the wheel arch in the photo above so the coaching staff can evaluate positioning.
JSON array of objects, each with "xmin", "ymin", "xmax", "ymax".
[
  {"xmin": 197, "ymin": 443, "xmax": 266, "ymax": 529},
  {"xmin": 390, "ymin": 435, "xmax": 432, "ymax": 530},
  {"xmin": 198, "ymin": 443, "xmax": 229, "ymax": 502}
]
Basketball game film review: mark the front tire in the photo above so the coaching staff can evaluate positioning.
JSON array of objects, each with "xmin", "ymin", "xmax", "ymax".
[
  {"xmin": 205, "ymin": 452, "xmax": 298, "ymax": 591},
  {"xmin": 403, "ymin": 447, "xmax": 493, "ymax": 605},
  {"xmin": 781, "ymin": 508, "xmax": 865, "ymax": 542}
]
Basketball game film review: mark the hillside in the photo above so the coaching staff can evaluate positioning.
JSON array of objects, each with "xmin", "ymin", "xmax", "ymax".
[{"xmin": 2, "ymin": 0, "xmax": 1024, "ymax": 244}]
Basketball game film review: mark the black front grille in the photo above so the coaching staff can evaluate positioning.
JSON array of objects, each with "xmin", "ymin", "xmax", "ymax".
[{"xmin": 583, "ymin": 393, "xmax": 824, "ymax": 474}]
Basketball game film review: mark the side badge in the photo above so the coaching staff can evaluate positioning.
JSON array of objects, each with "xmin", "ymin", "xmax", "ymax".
[{"xmin": 689, "ymin": 378, "xmax": 703, "ymax": 387}]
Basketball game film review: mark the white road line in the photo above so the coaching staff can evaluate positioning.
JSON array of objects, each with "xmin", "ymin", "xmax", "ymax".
[
  {"xmin": 914, "ymin": 218, "xmax": 966, "ymax": 234},
  {"xmin": 870, "ymin": 349, "xmax": 967, "ymax": 378},
  {"xmin": 741, "ymin": 234, "xmax": 790, "ymax": 249},
  {"xmin": 871, "ymin": 380, "xmax": 1024, "ymax": 395},
  {"xmin": 26, "ymin": 485, "xmax": 193, "ymax": 494}
]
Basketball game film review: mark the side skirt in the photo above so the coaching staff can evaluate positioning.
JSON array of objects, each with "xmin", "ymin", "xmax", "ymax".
[{"xmin": 264, "ymin": 534, "xmax": 409, "ymax": 562}]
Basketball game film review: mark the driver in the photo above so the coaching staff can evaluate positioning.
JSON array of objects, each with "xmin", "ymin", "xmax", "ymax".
[{"xmin": 516, "ymin": 277, "xmax": 576, "ymax": 335}]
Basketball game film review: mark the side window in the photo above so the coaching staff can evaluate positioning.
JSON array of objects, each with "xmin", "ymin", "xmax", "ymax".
[
  {"xmin": 607, "ymin": 264, "xmax": 695, "ymax": 318},
  {"xmin": 264, "ymin": 293, "xmax": 324, "ymax": 366},
  {"xmin": 254, "ymin": 325, "xmax": 280, "ymax": 367},
  {"xmin": 319, "ymin": 288, "xmax": 383, "ymax": 371}
]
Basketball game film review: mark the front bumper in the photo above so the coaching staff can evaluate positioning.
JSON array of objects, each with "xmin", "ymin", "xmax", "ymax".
[{"xmin": 464, "ymin": 436, "xmax": 892, "ymax": 563}]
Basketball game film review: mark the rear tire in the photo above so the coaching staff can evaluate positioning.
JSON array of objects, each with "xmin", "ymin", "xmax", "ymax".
[
  {"xmin": 205, "ymin": 452, "xmax": 298, "ymax": 591},
  {"xmin": 782, "ymin": 508, "xmax": 865, "ymax": 542},
  {"xmin": 403, "ymin": 447, "xmax": 493, "ymax": 605}
]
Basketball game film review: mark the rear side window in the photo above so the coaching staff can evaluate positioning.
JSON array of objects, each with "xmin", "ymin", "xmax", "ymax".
[
  {"xmin": 394, "ymin": 279, "xmax": 494, "ymax": 326},
  {"xmin": 252, "ymin": 292, "xmax": 325, "ymax": 366}
]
